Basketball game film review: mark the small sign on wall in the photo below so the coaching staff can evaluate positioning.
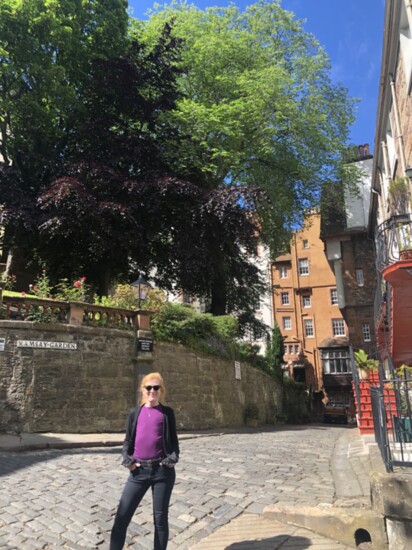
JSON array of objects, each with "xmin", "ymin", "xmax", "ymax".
[
  {"xmin": 234, "ymin": 361, "xmax": 241, "ymax": 380},
  {"xmin": 137, "ymin": 338, "xmax": 153, "ymax": 352},
  {"xmin": 16, "ymin": 340, "xmax": 77, "ymax": 350},
  {"xmin": 0, "ymin": 338, "xmax": 5, "ymax": 352}
]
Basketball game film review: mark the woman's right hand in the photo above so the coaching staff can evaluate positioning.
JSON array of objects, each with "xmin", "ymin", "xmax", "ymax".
[{"xmin": 127, "ymin": 463, "xmax": 140, "ymax": 471}]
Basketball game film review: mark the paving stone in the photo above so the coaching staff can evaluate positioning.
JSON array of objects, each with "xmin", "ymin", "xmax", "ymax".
[{"xmin": 0, "ymin": 426, "xmax": 371, "ymax": 549}]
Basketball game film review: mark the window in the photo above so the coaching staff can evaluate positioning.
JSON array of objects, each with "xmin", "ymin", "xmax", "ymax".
[
  {"xmin": 283, "ymin": 317, "xmax": 292, "ymax": 330},
  {"xmin": 281, "ymin": 292, "xmax": 290, "ymax": 305},
  {"xmin": 332, "ymin": 318, "xmax": 346, "ymax": 337},
  {"xmin": 302, "ymin": 294, "xmax": 311, "ymax": 308},
  {"xmin": 355, "ymin": 268, "xmax": 364, "ymax": 287},
  {"xmin": 294, "ymin": 344, "xmax": 300, "ymax": 354},
  {"xmin": 298, "ymin": 258, "xmax": 309, "ymax": 276},
  {"xmin": 279, "ymin": 266, "xmax": 288, "ymax": 279},
  {"xmin": 322, "ymin": 349, "xmax": 350, "ymax": 374},
  {"xmin": 302, "ymin": 239, "xmax": 309, "ymax": 249},
  {"xmin": 182, "ymin": 291, "xmax": 191, "ymax": 304},
  {"xmin": 362, "ymin": 324, "xmax": 371, "ymax": 342},
  {"xmin": 288, "ymin": 344, "xmax": 294, "ymax": 354},
  {"xmin": 330, "ymin": 288, "xmax": 338, "ymax": 305},
  {"xmin": 304, "ymin": 319, "xmax": 314, "ymax": 337},
  {"xmin": 400, "ymin": 0, "xmax": 412, "ymax": 92}
]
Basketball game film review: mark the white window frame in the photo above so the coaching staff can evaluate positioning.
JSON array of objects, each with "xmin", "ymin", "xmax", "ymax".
[
  {"xmin": 283, "ymin": 316, "xmax": 292, "ymax": 330},
  {"xmin": 294, "ymin": 344, "xmax": 300, "ymax": 354},
  {"xmin": 355, "ymin": 268, "xmax": 365, "ymax": 287},
  {"xmin": 298, "ymin": 258, "xmax": 309, "ymax": 276},
  {"xmin": 322, "ymin": 349, "xmax": 351, "ymax": 374},
  {"xmin": 330, "ymin": 288, "xmax": 338, "ymax": 305},
  {"xmin": 279, "ymin": 266, "xmax": 288, "ymax": 279},
  {"xmin": 281, "ymin": 291, "xmax": 290, "ymax": 305},
  {"xmin": 332, "ymin": 318, "xmax": 346, "ymax": 337},
  {"xmin": 362, "ymin": 324, "xmax": 371, "ymax": 343},
  {"xmin": 302, "ymin": 239, "xmax": 309, "ymax": 249},
  {"xmin": 302, "ymin": 294, "xmax": 311, "ymax": 308},
  {"xmin": 304, "ymin": 319, "xmax": 314, "ymax": 337}
]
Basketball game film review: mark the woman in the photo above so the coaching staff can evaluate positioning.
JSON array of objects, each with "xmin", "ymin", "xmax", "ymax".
[{"xmin": 110, "ymin": 372, "xmax": 179, "ymax": 550}]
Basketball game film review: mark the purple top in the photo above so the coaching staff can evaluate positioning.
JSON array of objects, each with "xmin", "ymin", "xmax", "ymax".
[{"xmin": 133, "ymin": 404, "xmax": 164, "ymax": 460}]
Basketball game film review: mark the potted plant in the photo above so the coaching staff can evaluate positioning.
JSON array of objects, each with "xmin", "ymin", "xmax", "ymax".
[
  {"xmin": 389, "ymin": 176, "xmax": 411, "ymax": 215},
  {"xmin": 354, "ymin": 349, "xmax": 379, "ymax": 380}
]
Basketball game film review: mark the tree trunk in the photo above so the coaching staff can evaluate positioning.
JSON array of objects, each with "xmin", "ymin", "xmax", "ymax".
[{"xmin": 210, "ymin": 257, "xmax": 227, "ymax": 315}]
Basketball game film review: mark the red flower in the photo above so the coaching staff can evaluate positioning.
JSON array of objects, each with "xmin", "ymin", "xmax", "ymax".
[
  {"xmin": 74, "ymin": 281, "xmax": 82, "ymax": 288},
  {"xmin": 21, "ymin": 291, "xmax": 26, "ymax": 296},
  {"xmin": 80, "ymin": 276, "xmax": 86, "ymax": 281}
]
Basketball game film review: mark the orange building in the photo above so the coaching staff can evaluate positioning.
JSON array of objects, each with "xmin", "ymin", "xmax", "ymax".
[{"xmin": 272, "ymin": 213, "xmax": 353, "ymax": 415}]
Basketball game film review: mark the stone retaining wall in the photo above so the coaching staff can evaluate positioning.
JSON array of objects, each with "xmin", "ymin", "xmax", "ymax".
[{"xmin": 0, "ymin": 322, "xmax": 283, "ymax": 433}]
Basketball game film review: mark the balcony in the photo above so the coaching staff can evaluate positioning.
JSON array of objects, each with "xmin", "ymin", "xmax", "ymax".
[{"xmin": 375, "ymin": 213, "xmax": 412, "ymax": 367}]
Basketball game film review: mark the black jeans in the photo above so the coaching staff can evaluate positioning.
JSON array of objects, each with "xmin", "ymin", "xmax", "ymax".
[{"xmin": 110, "ymin": 464, "xmax": 176, "ymax": 550}]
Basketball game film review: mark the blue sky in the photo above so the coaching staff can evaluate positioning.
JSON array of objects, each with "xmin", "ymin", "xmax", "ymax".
[{"xmin": 128, "ymin": 0, "xmax": 385, "ymax": 153}]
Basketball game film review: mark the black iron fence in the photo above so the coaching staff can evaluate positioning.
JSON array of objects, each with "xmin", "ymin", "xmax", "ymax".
[
  {"xmin": 370, "ymin": 376, "xmax": 412, "ymax": 472},
  {"xmin": 375, "ymin": 212, "xmax": 412, "ymax": 272}
]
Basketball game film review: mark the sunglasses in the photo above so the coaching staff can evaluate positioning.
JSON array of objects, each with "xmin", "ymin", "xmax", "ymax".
[{"xmin": 145, "ymin": 385, "xmax": 161, "ymax": 391}]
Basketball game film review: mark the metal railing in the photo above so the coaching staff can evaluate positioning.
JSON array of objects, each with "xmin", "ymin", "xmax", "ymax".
[
  {"xmin": 375, "ymin": 212, "xmax": 412, "ymax": 272},
  {"xmin": 371, "ymin": 375, "xmax": 412, "ymax": 472}
]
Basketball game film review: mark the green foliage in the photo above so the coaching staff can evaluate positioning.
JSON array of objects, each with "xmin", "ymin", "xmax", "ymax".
[
  {"xmin": 265, "ymin": 322, "xmax": 285, "ymax": 378},
  {"xmin": 283, "ymin": 377, "xmax": 310, "ymax": 423},
  {"xmin": 1, "ymin": 273, "xmax": 16, "ymax": 291},
  {"xmin": 140, "ymin": 288, "xmax": 167, "ymax": 312},
  {"xmin": 141, "ymin": 1, "xmax": 357, "ymax": 247},
  {"xmin": 151, "ymin": 302, "xmax": 276, "ymax": 376},
  {"xmin": 389, "ymin": 176, "xmax": 411, "ymax": 214},
  {"xmin": 29, "ymin": 271, "xmax": 53, "ymax": 299},
  {"xmin": 26, "ymin": 306, "xmax": 58, "ymax": 324},
  {"xmin": 354, "ymin": 349, "xmax": 378, "ymax": 372}
]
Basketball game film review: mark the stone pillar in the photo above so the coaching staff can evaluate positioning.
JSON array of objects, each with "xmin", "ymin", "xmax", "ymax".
[
  {"xmin": 371, "ymin": 472, "xmax": 412, "ymax": 549},
  {"xmin": 69, "ymin": 302, "xmax": 85, "ymax": 325}
]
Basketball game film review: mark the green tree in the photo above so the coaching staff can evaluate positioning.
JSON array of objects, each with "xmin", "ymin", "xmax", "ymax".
[
  {"xmin": 265, "ymin": 322, "xmax": 285, "ymax": 377},
  {"xmin": 139, "ymin": 0, "xmax": 357, "ymax": 248},
  {"xmin": 0, "ymin": 0, "xmax": 128, "ymax": 269}
]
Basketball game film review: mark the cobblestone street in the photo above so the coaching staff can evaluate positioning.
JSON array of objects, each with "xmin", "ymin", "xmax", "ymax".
[{"xmin": 0, "ymin": 426, "xmax": 359, "ymax": 549}]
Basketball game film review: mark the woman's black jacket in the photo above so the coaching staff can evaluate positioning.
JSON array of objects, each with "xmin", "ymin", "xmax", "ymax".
[{"xmin": 121, "ymin": 404, "xmax": 180, "ymax": 467}]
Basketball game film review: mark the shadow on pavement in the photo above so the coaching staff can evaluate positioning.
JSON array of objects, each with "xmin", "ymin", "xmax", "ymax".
[
  {"xmin": 225, "ymin": 534, "xmax": 311, "ymax": 549},
  {"xmin": 0, "ymin": 446, "xmax": 120, "ymax": 476}
]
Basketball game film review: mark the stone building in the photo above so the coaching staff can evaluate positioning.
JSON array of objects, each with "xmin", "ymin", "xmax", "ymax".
[
  {"xmin": 369, "ymin": 0, "xmax": 412, "ymax": 371},
  {"xmin": 321, "ymin": 147, "xmax": 377, "ymax": 360},
  {"xmin": 272, "ymin": 213, "xmax": 352, "ymax": 415}
]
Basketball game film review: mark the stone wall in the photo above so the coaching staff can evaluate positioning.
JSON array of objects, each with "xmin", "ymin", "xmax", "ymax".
[
  {"xmin": 0, "ymin": 322, "xmax": 283, "ymax": 433},
  {"xmin": 0, "ymin": 321, "xmax": 138, "ymax": 433},
  {"xmin": 152, "ymin": 343, "xmax": 283, "ymax": 430}
]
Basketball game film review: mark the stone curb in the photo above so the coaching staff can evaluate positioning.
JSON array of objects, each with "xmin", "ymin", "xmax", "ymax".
[{"xmin": 263, "ymin": 503, "xmax": 388, "ymax": 550}]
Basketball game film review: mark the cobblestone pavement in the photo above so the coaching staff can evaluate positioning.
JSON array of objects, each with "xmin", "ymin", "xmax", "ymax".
[{"xmin": 0, "ymin": 426, "xmax": 357, "ymax": 549}]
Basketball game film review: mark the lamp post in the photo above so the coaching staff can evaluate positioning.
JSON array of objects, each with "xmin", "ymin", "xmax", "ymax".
[{"xmin": 131, "ymin": 273, "xmax": 152, "ymax": 309}]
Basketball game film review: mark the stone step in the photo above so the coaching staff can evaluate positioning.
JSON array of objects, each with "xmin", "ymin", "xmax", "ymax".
[{"xmin": 263, "ymin": 503, "xmax": 388, "ymax": 550}]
